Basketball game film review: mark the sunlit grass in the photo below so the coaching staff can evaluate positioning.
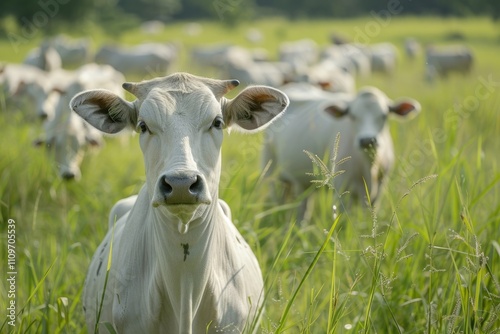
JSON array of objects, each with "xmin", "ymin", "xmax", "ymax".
[{"xmin": 1, "ymin": 16, "xmax": 499, "ymax": 333}]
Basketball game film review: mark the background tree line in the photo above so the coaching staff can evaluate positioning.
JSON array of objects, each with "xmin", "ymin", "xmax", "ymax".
[{"xmin": 0, "ymin": 0, "xmax": 499, "ymax": 36}]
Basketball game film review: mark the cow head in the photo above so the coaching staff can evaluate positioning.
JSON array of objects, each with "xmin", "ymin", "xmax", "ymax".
[
  {"xmin": 70, "ymin": 73, "xmax": 288, "ymax": 230},
  {"xmin": 324, "ymin": 86, "xmax": 420, "ymax": 154},
  {"xmin": 34, "ymin": 90, "xmax": 102, "ymax": 181}
]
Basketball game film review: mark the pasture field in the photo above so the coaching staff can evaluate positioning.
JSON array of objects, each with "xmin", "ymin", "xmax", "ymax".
[{"xmin": 1, "ymin": 16, "xmax": 500, "ymax": 333}]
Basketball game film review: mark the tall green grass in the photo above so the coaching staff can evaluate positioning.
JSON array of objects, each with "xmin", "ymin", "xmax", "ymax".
[{"xmin": 1, "ymin": 16, "xmax": 499, "ymax": 333}]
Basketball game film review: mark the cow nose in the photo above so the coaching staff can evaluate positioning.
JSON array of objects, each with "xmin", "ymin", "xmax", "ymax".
[
  {"xmin": 359, "ymin": 137, "xmax": 377, "ymax": 149},
  {"xmin": 158, "ymin": 172, "xmax": 207, "ymax": 205},
  {"xmin": 39, "ymin": 112, "xmax": 48, "ymax": 120},
  {"xmin": 61, "ymin": 171, "xmax": 76, "ymax": 180}
]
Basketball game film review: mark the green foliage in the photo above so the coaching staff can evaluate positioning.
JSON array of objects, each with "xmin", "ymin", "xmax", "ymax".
[{"xmin": 0, "ymin": 16, "xmax": 499, "ymax": 333}]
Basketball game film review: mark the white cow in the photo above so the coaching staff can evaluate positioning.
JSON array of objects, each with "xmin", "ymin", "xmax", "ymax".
[
  {"xmin": 367, "ymin": 42, "xmax": 399, "ymax": 75},
  {"xmin": 95, "ymin": 43, "xmax": 177, "ymax": 77},
  {"xmin": 0, "ymin": 63, "xmax": 60, "ymax": 118},
  {"xmin": 425, "ymin": 45, "xmax": 473, "ymax": 81},
  {"xmin": 23, "ymin": 43, "xmax": 62, "ymax": 72},
  {"xmin": 262, "ymin": 83, "xmax": 420, "ymax": 221},
  {"xmin": 279, "ymin": 39, "xmax": 319, "ymax": 80},
  {"xmin": 190, "ymin": 44, "xmax": 234, "ymax": 70},
  {"xmin": 21, "ymin": 68, "xmax": 78, "ymax": 119},
  {"xmin": 35, "ymin": 64, "xmax": 124, "ymax": 179},
  {"xmin": 321, "ymin": 44, "xmax": 371, "ymax": 78},
  {"xmin": 70, "ymin": 72, "xmax": 289, "ymax": 333},
  {"xmin": 219, "ymin": 46, "xmax": 286, "ymax": 87},
  {"xmin": 279, "ymin": 39, "xmax": 318, "ymax": 67},
  {"xmin": 51, "ymin": 35, "xmax": 91, "ymax": 67},
  {"xmin": 299, "ymin": 59, "xmax": 356, "ymax": 94},
  {"xmin": 404, "ymin": 38, "xmax": 421, "ymax": 60}
]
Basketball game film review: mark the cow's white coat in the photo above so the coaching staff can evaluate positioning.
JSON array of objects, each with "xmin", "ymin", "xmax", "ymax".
[
  {"xmin": 37, "ymin": 64, "xmax": 124, "ymax": 179},
  {"xmin": 70, "ymin": 73, "xmax": 288, "ymax": 333},
  {"xmin": 95, "ymin": 43, "xmax": 177, "ymax": 76},
  {"xmin": 263, "ymin": 83, "xmax": 420, "ymax": 220},
  {"xmin": 425, "ymin": 45, "xmax": 473, "ymax": 81}
]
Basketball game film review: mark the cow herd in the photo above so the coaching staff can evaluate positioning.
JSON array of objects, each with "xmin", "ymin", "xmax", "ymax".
[{"xmin": 1, "ymin": 31, "xmax": 475, "ymax": 333}]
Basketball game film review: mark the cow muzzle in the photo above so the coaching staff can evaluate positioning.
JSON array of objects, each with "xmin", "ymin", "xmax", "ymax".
[
  {"xmin": 359, "ymin": 137, "xmax": 378, "ymax": 150},
  {"xmin": 153, "ymin": 171, "xmax": 211, "ymax": 207}
]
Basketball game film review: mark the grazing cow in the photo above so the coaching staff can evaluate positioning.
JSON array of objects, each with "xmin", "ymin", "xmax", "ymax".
[
  {"xmin": 262, "ymin": 83, "xmax": 420, "ymax": 221},
  {"xmin": 279, "ymin": 39, "xmax": 319, "ymax": 80},
  {"xmin": 404, "ymin": 38, "xmax": 421, "ymax": 60},
  {"xmin": 51, "ymin": 35, "xmax": 91, "ymax": 67},
  {"xmin": 224, "ymin": 50, "xmax": 286, "ymax": 87},
  {"xmin": 321, "ymin": 44, "xmax": 371, "ymax": 78},
  {"xmin": 0, "ymin": 63, "xmax": 60, "ymax": 118},
  {"xmin": 35, "ymin": 64, "xmax": 124, "ymax": 179},
  {"xmin": 299, "ymin": 59, "xmax": 356, "ymax": 94},
  {"xmin": 21, "ymin": 68, "xmax": 78, "ymax": 120},
  {"xmin": 23, "ymin": 43, "xmax": 62, "ymax": 72},
  {"xmin": 279, "ymin": 39, "xmax": 318, "ymax": 66},
  {"xmin": 190, "ymin": 44, "xmax": 234, "ymax": 70},
  {"xmin": 425, "ymin": 45, "xmax": 473, "ymax": 81},
  {"xmin": 70, "ymin": 72, "xmax": 289, "ymax": 333},
  {"xmin": 95, "ymin": 43, "xmax": 177, "ymax": 77},
  {"xmin": 367, "ymin": 42, "xmax": 399, "ymax": 75}
]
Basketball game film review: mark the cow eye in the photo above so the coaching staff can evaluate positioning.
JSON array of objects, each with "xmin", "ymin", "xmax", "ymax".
[
  {"xmin": 137, "ymin": 120, "xmax": 149, "ymax": 133},
  {"xmin": 211, "ymin": 116, "xmax": 225, "ymax": 130}
]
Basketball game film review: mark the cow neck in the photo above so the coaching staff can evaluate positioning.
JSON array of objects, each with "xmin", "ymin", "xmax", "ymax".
[{"xmin": 149, "ymin": 188, "xmax": 227, "ymax": 328}]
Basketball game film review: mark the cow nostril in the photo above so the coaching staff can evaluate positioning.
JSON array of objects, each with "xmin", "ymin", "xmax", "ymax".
[
  {"xmin": 160, "ymin": 177, "xmax": 173, "ymax": 196},
  {"xmin": 62, "ymin": 171, "xmax": 76, "ymax": 180},
  {"xmin": 158, "ymin": 173, "xmax": 207, "ymax": 204},
  {"xmin": 360, "ymin": 137, "xmax": 377, "ymax": 149},
  {"xmin": 189, "ymin": 176, "xmax": 203, "ymax": 195}
]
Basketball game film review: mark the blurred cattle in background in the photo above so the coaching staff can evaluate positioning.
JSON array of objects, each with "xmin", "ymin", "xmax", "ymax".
[
  {"xmin": 425, "ymin": 44, "xmax": 473, "ymax": 82},
  {"xmin": 296, "ymin": 59, "xmax": 356, "ymax": 94},
  {"xmin": 184, "ymin": 22, "xmax": 202, "ymax": 36},
  {"xmin": 34, "ymin": 64, "xmax": 125, "ymax": 180},
  {"xmin": 190, "ymin": 43, "xmax": 234, "ymax": 71},
  {"xmin": 95, "ymin": 42, "xmax": 178, "ymax": 77},
  {"xmin": 190, "ymin": 44, "xmax": 285, "ymax": 84},
  {"xmin": 404, "ymin": 37, "xmax": 421, "ymax": 60},
  {"xmin": 329, "ymin": 32, "xmax": 350, "ymax": 45},
  {"xmin": 246, "ymin": 28, "xmax": 263, "ymax": 44},
  {"xmin": 140, "ymin": 20, "xmax": 165, "ymax": 35},
  {"xmin": 23, "ymin": 42, "xmax": 62, "ymax": 72},
  {"xmin": 262, "ymin": 83, "xmax": 421, "ymax": 222},
  {"xmin": 321, "ymin": 44, "xmax": 371, "ymax": 78},
  {"xmin": 0, "ymin": 63, "xmax": 63, "ymax": 119},
  {"xmin": 364, "ymin": 42, "xmax": 399, "ymax": 75},
  {"xmin": 51, "ymin": 35, "xmax": 92, "ymax": 68},
  {"xmin": 279, "ymin": 39, "xmax": 319, "ymax": 80},
  {"xmin": 223, "ymin": 46, "xmax": 287, "ymax": 86}
]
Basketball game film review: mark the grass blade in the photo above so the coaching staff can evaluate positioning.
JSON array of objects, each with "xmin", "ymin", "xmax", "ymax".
[{"xmin": 275, "ymin": 215, "xmax": 341, "ymax": 332}]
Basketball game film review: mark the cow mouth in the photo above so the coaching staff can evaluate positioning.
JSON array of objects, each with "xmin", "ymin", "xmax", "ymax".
[{"xmin": 152, "ymin": 198, "xmax": 211, "ymax": 208}]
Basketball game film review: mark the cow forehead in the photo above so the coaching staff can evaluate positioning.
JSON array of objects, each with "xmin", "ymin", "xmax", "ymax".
[
  {"xmin": 350, "ymin": 89, "xmax": 389, "ymax": 117},
  {"xmin": 134, "ymin": 72, "xmax": 217, "ymax": 95},
  {"xmin": 138, "ymin": 87, "xmax": 220, "ymax": 128}
]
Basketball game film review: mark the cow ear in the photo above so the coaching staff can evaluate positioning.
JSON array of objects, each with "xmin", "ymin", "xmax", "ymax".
[
  {"xmin": 70, "ymin": 89, "xmax": 137, "ymax": 134},
  {"xmin": 323, "ymin": 102, "xmax": 349, "ymax": 118},
  {"xmin": 222, "ymin": 85, "xmax": 289, "ymax": 133},
  {"xmin": 389, "ymin": 98, "xmax": 421, "ymax": 118}
]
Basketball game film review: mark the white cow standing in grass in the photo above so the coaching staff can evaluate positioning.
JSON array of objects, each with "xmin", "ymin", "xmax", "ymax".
[
  {"xmin": 94, "ymin": 43, "xmax": 178, "ymax": 77},
  {"xmin": 70, "ymin": 72, "xmax": 289, "ymax": 333},
  {"xmin": 425, "ymin": 45, "xmax": 473, "ymax": 82},
  {"xmin": 35, "ymin": 64, "xmax": 124, "ymax": 180},
  {"xmin": 262, "ymin": 83, "xmax": 420, "ymax": 221},
  {"xmin": 0, "ymin": 63, "xmax": 52, "ymax": 117}
]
